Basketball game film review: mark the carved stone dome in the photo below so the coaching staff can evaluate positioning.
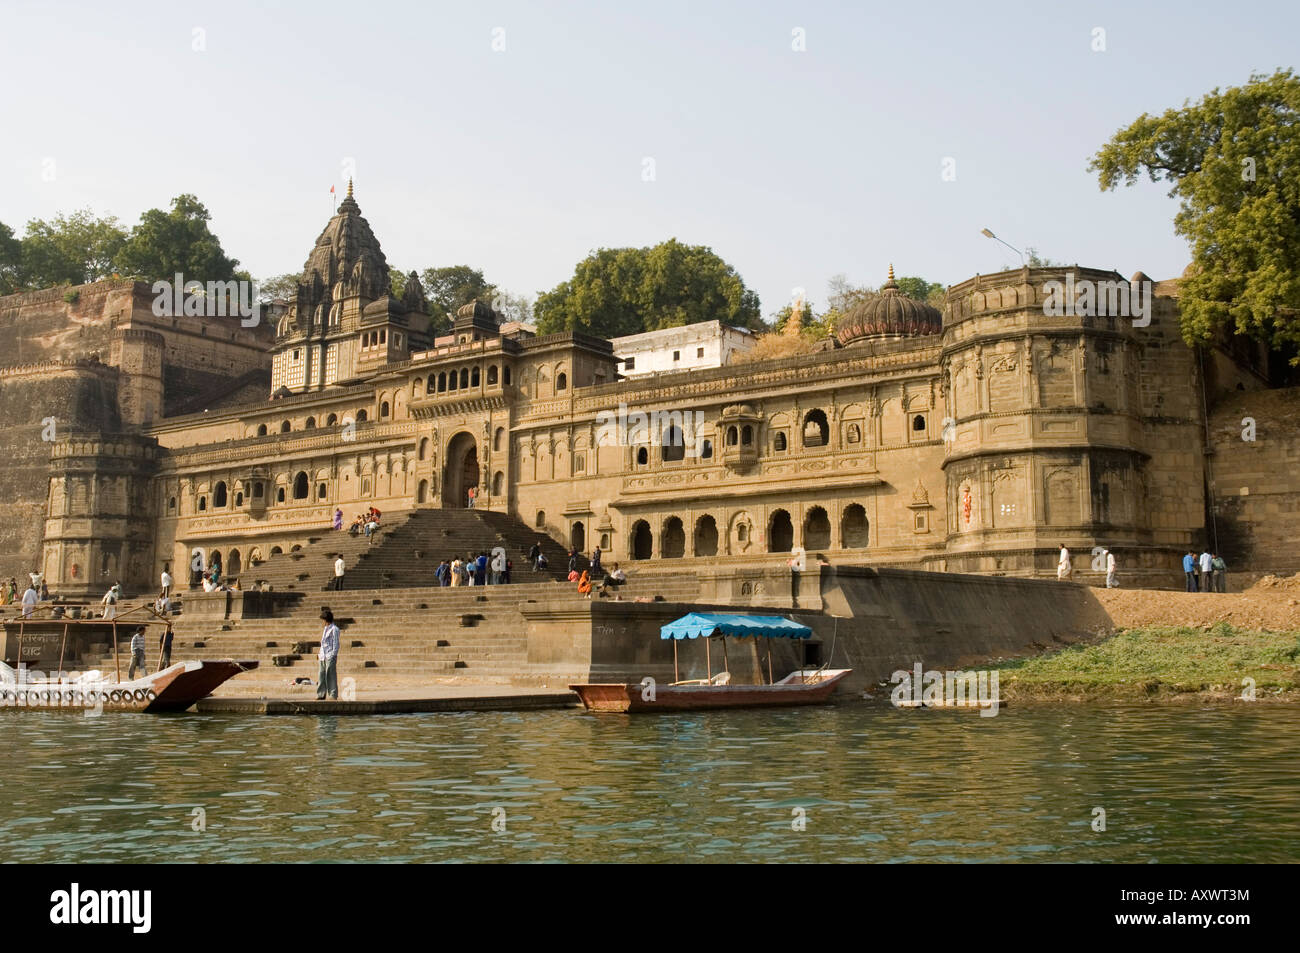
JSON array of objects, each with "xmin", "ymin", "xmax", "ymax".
[
  {"xmin": 456, "ymin": 298, "xmax": 499, "ymax": 322},
  {"xmin": 836, "ymin": 266, "xmax": 942, "ymax": 346}
]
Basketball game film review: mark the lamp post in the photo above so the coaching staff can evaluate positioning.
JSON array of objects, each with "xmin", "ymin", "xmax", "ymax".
[{"xmin": 981, "ymin": 228, "xmax": 1025, "ymax": 266}]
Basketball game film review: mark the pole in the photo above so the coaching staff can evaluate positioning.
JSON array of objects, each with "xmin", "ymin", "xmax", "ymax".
[
  {"xmin": 58, "ymin": 623, "xmax": 68, "ymax": 684},
  {"xmin": 766, "ymin": 639, "xmax": 773, "ymax": 685},
  {"xmin": 705, "ymin": 636, "xmax": 711, "ymax": 684},
  {"xmin": 112, "ymin": 620, "xmax": 120, "ymax": 684},
  {"xmin": 16, "ymin": 620, "xmax": 23, "ymax": 679},
  {"xmin": 672, "ymin": 638, "xmax": 679, "ymax": 684},
  {"xmin": 721, "ymin": 636, "xmax": 729, "ymax": 677}
]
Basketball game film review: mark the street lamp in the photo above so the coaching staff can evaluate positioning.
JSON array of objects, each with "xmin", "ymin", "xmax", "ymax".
[{"xmin": 981, "ymin": 228, "xmax": 1025, "ymax": 266}]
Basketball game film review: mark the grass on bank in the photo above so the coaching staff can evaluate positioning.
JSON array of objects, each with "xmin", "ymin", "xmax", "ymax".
[{"xmin": 995, "ymin": 623, "xmax": 1300, "ymax": 698}]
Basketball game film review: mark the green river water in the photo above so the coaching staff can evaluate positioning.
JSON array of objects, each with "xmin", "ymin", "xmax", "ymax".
[{"xmin": 2, "ymin": 702, "xmax": 1296, "ymax": 863}]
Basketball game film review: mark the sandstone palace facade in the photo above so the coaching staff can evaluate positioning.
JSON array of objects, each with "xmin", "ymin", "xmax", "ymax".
[{"xmin": 2, "ymin": 186, "xmax": 1285, "ymax": 598}]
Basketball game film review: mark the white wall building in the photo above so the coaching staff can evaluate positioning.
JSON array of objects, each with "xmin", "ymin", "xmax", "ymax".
[{"xmin": 611, "ymin": 320, "xmax": 756, "ymax": 378}]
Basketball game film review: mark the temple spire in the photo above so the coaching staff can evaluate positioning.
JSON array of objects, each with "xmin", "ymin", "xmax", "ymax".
[{"xmin": 347, "ymin": 177, "xmax": 354, "ymax": 198}]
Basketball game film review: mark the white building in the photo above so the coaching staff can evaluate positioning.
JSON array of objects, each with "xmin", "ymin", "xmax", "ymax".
[{"xmin": 611, "ymin": 320, "xmax": 756, "ymax": 378}]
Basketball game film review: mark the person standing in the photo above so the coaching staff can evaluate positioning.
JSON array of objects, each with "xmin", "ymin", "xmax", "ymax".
[
  {"xmin": 1212, "ymin": 553, "xmax": 1228, "ymax": 593},
  {"xmin": 316, "ymin": 609, "xmax": 339, "ymax": 700},
  {"xmin": 160, "ymin": 566, "xmax": 173, "ymax": 599},
  {"xmin": 467, "ymin": 485, "xmax": 476, "ymax": 508},
  {"xmin": 450, "ymin": 557, "xmax": 463, "ymax": 587},
  {"xmin": 128, "ymin": 627, "xmax": 148, "ymax": 680},
  {"xmin": 475, "ymin": 552, "xmax": 488, "ymax": 586},
  {"xmin": 333, "ymin": 507, "xmax": 343, "ymax": 531},
  {"xmin": 591, "ymin": 546, "xmax": 603, "ymax": 576},
  {"xmin": 334, "ymin": 554, "xmax": 346, "ymax": 591},
  {"xmin": 159, "ymin": 626, "xmax": 174, "ymax": 669},
  {"xmin": 1105, "ymin": 549, "xmax": 1118, "ymax": 589},
  {"xmin": 20, "ymin": 583, "xmax": 38, "ymax": 619},
  {"xmin": 101, "ymin": 583, "xmax": 120, "ymax": 619},
  {"xmin": 567, "ymin": 549, "xmax": 578, "ymax": 575},
  {"xmin": 1182, "ymin": 551, "xmax": 1198, "ymax": 592},
  {"xmin": 503, "ymin": 558, "xmax": 512, "ymax": 585},
  {"xmin": 490, "ymin": 549, "xmax": 505, "ymax": 585},
  {"xmin": 1056, "ymin": 544, "xmax": 1072, "ymax": 581},
  {"xmin": 1199, "ymin": 549, "xmax": 1213, "ymax": 593},
  {"xmin": 435, "ymin": 559, "xmax": 449, "ymax": 587},
  {"xmin": 528, "ymin": 540, "xmax": 541, "ymax": 571}
]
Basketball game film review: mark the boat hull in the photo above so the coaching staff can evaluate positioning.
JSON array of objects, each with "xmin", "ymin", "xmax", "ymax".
[
  {"xmin": 570, "ymin": 669, "xmax": 851, "ymax": 713},
  {"xmin": 0, "ymin": 659, "xmax": 258, "ymax": 713}
]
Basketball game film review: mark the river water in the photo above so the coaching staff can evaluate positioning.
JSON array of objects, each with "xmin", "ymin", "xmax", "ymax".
[{"xmin": 2, "ymin": 702, "xmax": 1296, "ymax": 863}]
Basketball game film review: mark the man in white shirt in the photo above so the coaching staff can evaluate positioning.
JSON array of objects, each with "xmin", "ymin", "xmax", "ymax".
[
  {"xmin": 1199, "ymin": 550, "xmax": 1213, "ymax": 593},
  {"xmin": 1057, "ymin": 544, "xmax": 1072, "ymax": 581},
  {"xmin": 1105, "ymin": 550, "xmax": 1118, "ymax": 588},
  {"xmin": 490, "ymin": 549, "xmax": 506, "ymax": 585},
  {"xmin": 101, "ymin": 584, "xmax": 119, "ymax": 619},
  {"xmin": 333, "ymin": 555, "xmax": 346, "ymax": 591},
  {"xmin": 20, "ymin": 584, "xmax": 38, "ymax": 619},
  {"xmin": 160, "ymin": 567, "xmax": 173, "ymax": 599},
  {"xmin": 317, "ymin": 609, "xmax": 340, "ymax": 700}
]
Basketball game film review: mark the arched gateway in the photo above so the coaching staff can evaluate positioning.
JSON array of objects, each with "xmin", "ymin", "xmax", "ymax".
[{"xmin": 443, "ymin": 432, "xmax": 480, "ymax": 507}]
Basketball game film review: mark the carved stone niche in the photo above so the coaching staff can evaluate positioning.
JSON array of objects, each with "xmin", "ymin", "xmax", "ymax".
[{"xmin": 718, "ymin": 403, "xmax": 761, "ymax": 472}]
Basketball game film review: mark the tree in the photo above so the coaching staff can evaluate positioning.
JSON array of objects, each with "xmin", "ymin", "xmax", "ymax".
[
  {"xmin": 257, "ymin": 273, "xmax": 300, "ymax": 303},
  {"xmin": 534, "ymin": 239, "xmax": 763, "ymax": 338},
  {"xmin": 0, "ymin": 221, "xmax": 21, "ymax": 295},
  {"xmin": 118, "ymin": 194, "xmax": 239, "ymax": 283},
  {"xmin": 1090, "ymin": 69, "xmax": 1300, "ymax": 357},
  {"xmin": 19, "ymin": 208, "xmax": 127, "ymax": 288},
  {"xmin": 419, "ymin": 265, "xmax": 497, "ymax": 334}
]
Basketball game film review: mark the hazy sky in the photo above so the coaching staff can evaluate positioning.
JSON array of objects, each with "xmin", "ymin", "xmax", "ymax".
[{"xmin": 3, "ymin": 0, "xmax": 1296, "ymax": 316}]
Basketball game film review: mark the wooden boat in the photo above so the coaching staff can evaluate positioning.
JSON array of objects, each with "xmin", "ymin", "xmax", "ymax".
[
  {"xmin": 571, "ymin": 667, "xmax": 852, "ymax": 713},
  {"xmin": 0, "ymin": 658, "xmax": 259, "ymax": 713},
  {"xmin": 570, "ymin": 612, "xmax": 851, "ymax": 713}
]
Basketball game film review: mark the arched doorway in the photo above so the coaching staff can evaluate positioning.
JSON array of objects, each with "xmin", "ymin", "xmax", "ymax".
[
  {"xmin": 227, "ymin": 548, "xmax": 242, "ymax": 577},
  {"xmin": 768, "ymin": 510, "xmax": 794, "ymax": 552},
  {"xmin": 694, "ymin": 515, "xmax": 719, "ymax": 557},
  {"xmin": 661, "ymin": 517, "xmax": 685, "ymax": 558},
  {"xmin": 631, "ymin": 520, "xmax": 653, "ymax": 560},
  {"xmin": 804, "ymin": 507, "xmax": 831, "ymax": 550},
  {"xmin": 572, "ymin": 521, "xmax": 586, "ymax": 553},
  {"xmin": 443, "ymin": 432, "xmax": 480, "ymax": 507}
]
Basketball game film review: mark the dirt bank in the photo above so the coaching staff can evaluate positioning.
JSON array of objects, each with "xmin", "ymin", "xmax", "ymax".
[{"xmin": 1091, "ymin": 573, "xmax": 1300, "ymax": 631}]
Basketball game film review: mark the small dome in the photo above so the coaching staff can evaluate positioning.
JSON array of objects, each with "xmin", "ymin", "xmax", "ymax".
[
  {"xmin": 363, "ymin": 295, "xmax": 403, "ymax": 318},
  {"xmin": 1131, "ymin": 270, "xmax": 1150, "ymax": 284},
  {"xmin": 836, "ymin": 266, "xmax": 942, "ymax": 347},
  {"xmin": 456, "ymin": 298, "xmax": 498, "ymax": 321}
]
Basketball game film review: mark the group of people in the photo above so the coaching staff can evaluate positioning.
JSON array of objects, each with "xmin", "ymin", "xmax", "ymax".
[
  {"xmin": 434, "ymin": 551, "xmax": 510, "ymax": 587},
  {"xmin": 342, "ymin": 507, "xmax": 383, "ymax": 541},
  {"xmin": 1183, "ymin": 550, "xmax": 1229, "ymax": 592},
  {"xmin": 2, "ymin": 573, "xmax": 49, "ymax": 608},
  {"xmin": 1056, "ymin": 544, "xmax": 1230, "ymax": 591}
]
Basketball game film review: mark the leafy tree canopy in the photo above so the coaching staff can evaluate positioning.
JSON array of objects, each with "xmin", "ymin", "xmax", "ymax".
[
  {"xmin": 118, "ymin": 194, "xmax": 239, "ymax": 283},
  {"xmin": 19, "ymin": 208, "xmax": 127, "ymax": 288},
  {"xmin": 1090, "ymin": 68, "xmax": 1300, "ymax": 357},
  {"xmin": 419, "ymin": 265, "xmax": 497, "ymax": 335},
  {"xmin": 0, "ymin": 221, "xmax": 22, "ymax": 295},
  {"xmin": 535, "ymin": 238, "xmax": 763, "ymax": 338}
]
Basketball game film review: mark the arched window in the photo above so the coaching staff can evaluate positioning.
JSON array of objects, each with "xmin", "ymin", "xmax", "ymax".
[
  {"xmin": 492, "ymin": 471, "xmax": 504, "ymax": 495},
  {"xmin": 471, "ymin": 366, "xmax": 480, "ymax": 387},
  {"xmin": 701, "ymin": 439, "xmax": 713, "ymax": 459},
  {"xmin": 418, "ymin": 437, "xmax": 430, "ymax": 461},
  {"xmin": 257, "ymin": 424, "xmax": 268, "ymax": 437},
  {"xmin": 213, "ymin": 482, "xmax": 228, "ymax": 507},
  {"xmin": 280, "ymin": 420, "xmax": 291, "ymax": 433},
  {"xmin": 427, "ymin": 374, "xmax": 436, "ymax": 393},
  {"xmin": 846, "ymin": 423, "xmax": 862, "ymax": 444},
  {"xmin": 317, "ymin": 482, "xmax": 327, "ymax": 499},
  {"xmin": 235, "ymin": 492, "xmax": 244, "ymax": 506},
  {"xmin": 270, "ymin": 546, "xmax": 283, "ymax": 556},
  {"xmin": 380, "ymin": 401, "xmax": 390, "ymax": 418},
  {"xmin": 276, "ymin": 487, "xmax": 285, "ymax": 503},
  {"xmin": 459, "ymin": 368, "xmax": 469, "ymax": 389},
  {"xmin": 326, "ymin": 414, "xmax": 337, "ymax": 427},
  {"xmin": 694, "ymin": 515, "xmax": 719, "ymax": 557},
  {"xmin": 356, "ymin": 409, "xmax": 368, "ymax": 422},
  {"xmin": 535, "ymin": 510, "xmax": 546, "ymax": 529},
  {"xmin": 293, "ymin": 471, "xmax": 309, "ymax": 499},
  {"xmin": 167, "ymin": 497, "xmax": 176, "ymax": 511},
  {"xmin": 487, "ymin": 365, "xmax": 498, "ymax": 385},
  {"xmin": 662, "ymin": 425, "xmax": 684, "ymax": 461},
  {"xmin": 572, "ymin": 521, "xmax": 586, "ymax": 552},
  {"xmin": 804, "ymin": 506, "xmax": 831, "ymax": 550},
  {"xmin": 741, "ymin": 425, "xmax": 753, "ymax": 446},
  {"xmin": 768, "ymin": 510, "xmax": 794, "ymax": 552},
  {"xmin": 197, "ymin": 496, "xmax": 206, "ymax": 511},
  {"xmin": 253, "ymin": 482, "xmax": 264, "ymax": 498},
  {"xmin": 913, "ymin": 414, "xmax": 927, "ymax": 432},
  {"xmin": 726, "ymin": 426, "xmax": 738, "ymax": 446},
  {"xmin": 636, "ymin": 447, "xmax": 648, "ymax": 465},
  {"xmin": 413, "ymin": 378, "xmax": 423, "ymax": 398},
  {"xmin": 773, "ymin": 432, "xmax": 787, "ymax": 452},
  {"xmin": 494, "ymin": 427, "xmax": 505, "ymax": 452},
  {"xmin": 842, "ymin": 504, "xmax": 869, "ymax": 548},
  {"xmin": 661, "ymin": 517, "xmax": 685, "ymax": 558},
  {"xmin": 802, "ymin": 410, "xmax": 829, "ymax": 447},
  {"xmin": 305, "ymin": 417, "xmax": 316, "ymax": 429},
  {"xmin": 557, "ymin": 372, "xmax": 568, "ymax": 391}
]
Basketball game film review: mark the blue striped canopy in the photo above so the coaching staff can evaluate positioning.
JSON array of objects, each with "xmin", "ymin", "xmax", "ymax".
[{"xmin": 660, "ymin": 612, "xmax": 812, "ymax": 640}]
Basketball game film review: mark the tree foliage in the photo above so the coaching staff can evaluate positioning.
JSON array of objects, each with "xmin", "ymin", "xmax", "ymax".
[
  {"xmin": 18, "ymin": 209, "xmax": 127, "ymax": 288},
  {"xmin": 118, "ymin": 194, "xmax": 239, "ymax": 283},
  {"xmin": 419, "ymin": 265, "xmax": 496, "ymax": 334},
  {"xmin": 0, "ymin": 221, "xmax": 22, "ymax": 295},
  {"xmin": 257, "ymin": 272, "xmax": 300, "ymax": 303},
  {"xmin": 1090, "ymin": 69, "xmax": 1300, "ymax": 357},
  {"xmin": 534, "ymin": 239, "xmax": 763, "ymax": 337}
]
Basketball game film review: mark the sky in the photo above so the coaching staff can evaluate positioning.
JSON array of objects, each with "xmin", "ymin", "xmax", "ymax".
[{"xmin": 2, "ymin": 0, "xmax": 1296, "ymax": 318}]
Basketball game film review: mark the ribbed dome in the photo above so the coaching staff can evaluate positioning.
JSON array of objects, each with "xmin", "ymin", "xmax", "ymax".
[
  {"xmin": 836, "ymin": 266, "xmax": 942, "ymax": 346},
  {"xmin": 456, "ymin": 298, "xmax": 498, "ymax": 321}
]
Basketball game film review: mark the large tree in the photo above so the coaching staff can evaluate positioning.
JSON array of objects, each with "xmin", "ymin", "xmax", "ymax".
[
  {"xmin": 1090, "ymin": 69, "xmax": 1300, "ymax": 357},
  {"xmin": 118, "ymin": 194, "xmax": 239, "ymax": 283},
  {"xmin": 419, "ymin": 265, "xmax": 497, "ymax": 334},
  {"xmin": 534, "ymin": 239, "xmax": 763, "ymax": 337},
  {"xmin": 18, "ymin": 208, "xmax": 127, "ymax": 288}
]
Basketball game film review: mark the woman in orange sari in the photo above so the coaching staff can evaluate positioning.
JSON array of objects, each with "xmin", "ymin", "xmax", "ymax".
[{"xmin": 576, "ymin": 569, "xmax": 592, "ymax": 597}]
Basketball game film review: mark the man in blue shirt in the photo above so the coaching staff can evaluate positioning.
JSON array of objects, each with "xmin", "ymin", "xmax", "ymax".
[
  {"xmin": 1182, "ymin": 551, "xmax": 1198, "ymax": 592},
  {"xmin": 317, "ymin": 609, "xmax": 340, "ymax": 700}
]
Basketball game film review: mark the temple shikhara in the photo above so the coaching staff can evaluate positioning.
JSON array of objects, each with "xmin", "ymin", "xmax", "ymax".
[{"xmin": 0, "ymin": 184, "xmax": 1289, "ymax": 600}]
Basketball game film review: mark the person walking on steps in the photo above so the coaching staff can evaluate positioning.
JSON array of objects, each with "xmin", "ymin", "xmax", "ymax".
[
  {"xmin": 334, "ymin": 554, "xmax": 346, "ymax": 591},
  {"xmin": 317, "ymin": 609, "xmax": 339, "ymax": 701}
]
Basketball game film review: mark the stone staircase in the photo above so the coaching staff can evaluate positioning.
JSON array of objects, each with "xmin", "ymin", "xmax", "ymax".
[
  {"xmin": 80, "ymin": 568, "xmax": 704, "ymax": 690},
  {"xmin": 234, "ymin": 507, "xmax": 580, "ymax": 592}
]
